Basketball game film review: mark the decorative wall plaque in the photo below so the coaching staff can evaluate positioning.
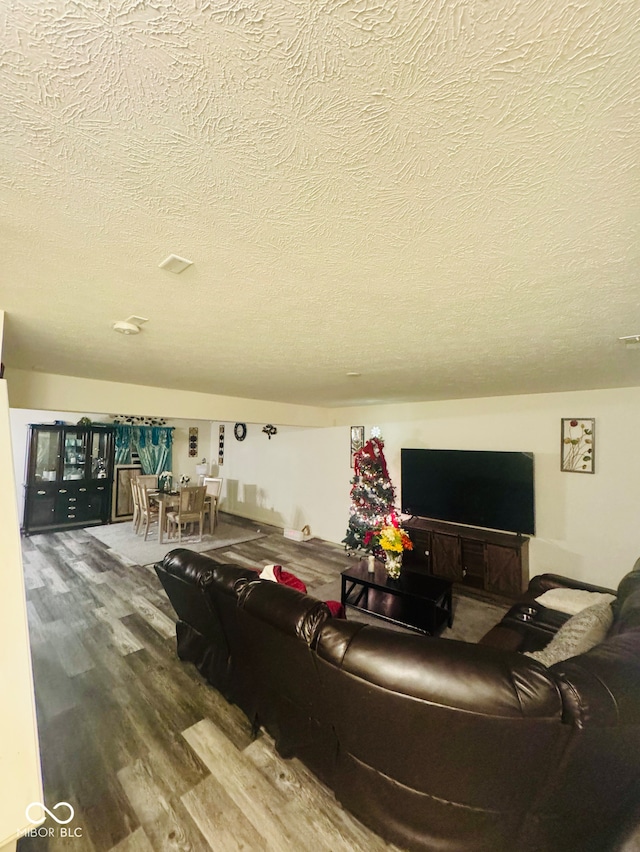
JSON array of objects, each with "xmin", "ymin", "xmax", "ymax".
[
  {"xmin": 218, "ymin": 424, "xmax": 225, "ymax": 465},
  {"xmin": 188, "ymin": 426, "xmax": 198, "ymax": 457},
  {"xmin": 561, "ymin": 418, "xmax": 595, "ymax": 473}
]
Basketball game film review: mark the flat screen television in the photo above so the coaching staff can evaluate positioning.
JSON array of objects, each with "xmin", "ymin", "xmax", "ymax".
[{"xmin": 401, "ymin": 448, "xmax": 535, "ymax": 536}]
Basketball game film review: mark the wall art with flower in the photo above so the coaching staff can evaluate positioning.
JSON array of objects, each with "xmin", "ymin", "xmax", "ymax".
[{"xmin": 561, "ymin": 418, "xmax": 595, "ymax": 473}]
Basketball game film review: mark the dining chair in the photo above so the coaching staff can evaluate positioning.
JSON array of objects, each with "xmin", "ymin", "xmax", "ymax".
[
  {"xmin": 203, "ymin": 477, "xmax": 223, "ymax": 532},
  {"xmin": 138, "ymin": 480, "xmax": 160, "ymax": 541},
  {"xmin": 137, "ymin": 474, "xmax": 159, "ymax": 490},
  {"xmin": 166, "ymin": 486, "xmax": 207, "ymax": 542},
  {"xmin": 130, "ymin": 477, "xmax": 142, "ymax": 534}
]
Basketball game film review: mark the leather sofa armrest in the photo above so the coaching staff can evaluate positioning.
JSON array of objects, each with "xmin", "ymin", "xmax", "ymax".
[
  {"xmin": 527, "ymin": 573, "xmax": 616, "ymax": 599},
  {"xmin": 482, "ymin": 573, "xmax": 618, "ymax": 654}
]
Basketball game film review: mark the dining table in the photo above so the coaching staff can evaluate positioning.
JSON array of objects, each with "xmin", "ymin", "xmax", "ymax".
[{"xmin": 151, "ymin": 489, "xmax": 213, "ymax": 543}]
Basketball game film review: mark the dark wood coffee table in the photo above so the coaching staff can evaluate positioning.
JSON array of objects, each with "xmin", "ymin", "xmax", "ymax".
[{"xmin": 341, "ymin": 559, "xmax": 453, "ymax": 635}]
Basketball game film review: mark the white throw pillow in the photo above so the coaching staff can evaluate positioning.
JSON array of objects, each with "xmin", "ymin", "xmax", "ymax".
[
  {"xmin": 525, "ymin": 600, "xmax": 614, "ymax": 667},
  {"xmin": 534, "ymin": 587, "xmax": 615, "ymax": 615}
]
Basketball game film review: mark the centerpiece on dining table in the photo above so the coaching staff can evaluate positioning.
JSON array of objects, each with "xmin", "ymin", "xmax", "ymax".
[{"xmin": 158, "ymin": 470, "xmax": 173, "ymax": 493}]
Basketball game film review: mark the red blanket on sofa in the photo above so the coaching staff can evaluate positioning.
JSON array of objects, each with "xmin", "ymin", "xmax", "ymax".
[{"xmin": 259, "ymin": 564, "xmax": 345, "ymax": 618}]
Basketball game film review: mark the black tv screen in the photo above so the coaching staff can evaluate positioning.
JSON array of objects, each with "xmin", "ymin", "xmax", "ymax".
[{"xmin": 401, "ymin": 449, "xmax": 535, "ymax": 536}]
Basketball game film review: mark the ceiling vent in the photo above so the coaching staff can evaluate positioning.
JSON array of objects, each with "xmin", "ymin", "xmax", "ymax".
[
  {"xmin": 159, "ymin": 254, "xmax": 193, "ymax": 274},
  {"xmin": 618, "ymin": 334, "xmax": 640, "ymax": 348},
  {"xmin": 113, "ymin": 316, "xmax": 148, "ymax": 335}
]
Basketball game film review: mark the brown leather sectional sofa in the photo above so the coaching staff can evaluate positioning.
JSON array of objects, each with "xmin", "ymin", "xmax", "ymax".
[{"xmin": 155, "ymin": 549, "xmax": 640, "ymax": 852}]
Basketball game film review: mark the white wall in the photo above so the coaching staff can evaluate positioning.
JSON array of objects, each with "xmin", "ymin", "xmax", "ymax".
[
  {"xmin": 8, "ymin": 380, "xmax": 640, "ymax": 590},
  {"xmin": 217, "ymin": 387, "xmax": 640, "ymax": 589},
  {"xmin": 361, "ymin": 388, "xmax": 640, "ymax": 588},
  {"xmin": 168, "ymin": 419, "xmax": 211, "ymax": 485},
  {"xmin": 0, "ymin": 381, "xmax": 43, "ymax": 848},
  {"xmin": 214, "ymin": 422, "xmax": 352, "ymax": 543}
]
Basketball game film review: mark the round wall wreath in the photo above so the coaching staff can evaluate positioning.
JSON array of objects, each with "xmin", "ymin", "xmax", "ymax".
[{"xmin": 234, "ymin": 422, "xmax": 247, "ymax": 441}]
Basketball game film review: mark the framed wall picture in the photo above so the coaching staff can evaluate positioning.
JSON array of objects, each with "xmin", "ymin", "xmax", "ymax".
[
  {"xmin": 561, "ymin": 418, "xmax": 595, "ymax": 473},
  {"xmin": 350, "ymin": 426, "xmax": 364, "ymax": 467}
]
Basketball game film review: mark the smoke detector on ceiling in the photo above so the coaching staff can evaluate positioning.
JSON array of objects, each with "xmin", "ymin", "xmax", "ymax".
[
  {"xmin": 113, "ymin": 316, "xmax": 148, "ymax": 335},
  {"xmin": 159, "ymin": 254, "xmax": 193, "ymax": 274},
  {"xmin": 618, "ymin": 334, "xmax": 640, "ymax": 348}
]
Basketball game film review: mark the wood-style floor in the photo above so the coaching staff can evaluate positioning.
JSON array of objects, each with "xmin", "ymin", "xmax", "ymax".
[{"xmin": 17, "ymin": 517, "xmax": 405, "ymax": 852}]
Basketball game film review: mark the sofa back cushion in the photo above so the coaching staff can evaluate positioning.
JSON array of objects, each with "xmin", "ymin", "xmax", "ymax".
[
  {"xmin": 160, "ymin": 548, "xmax": 257, "ymax": 595},
  {"xmin": 612, "ymin": 561, "xmax": 640, "ymax": 635},
  {"xmin": 617, "ymin": 557, "xmax": 640, "ymax": 603},
  {"xmin": 237, "ymin": 578, "xmax": 330, "ymax": 644}
]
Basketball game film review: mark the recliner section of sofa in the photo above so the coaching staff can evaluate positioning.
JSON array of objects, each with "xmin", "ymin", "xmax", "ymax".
[
  {"xmin": 156, "ymin": 548, "xmax": 640, "ymax": 852},
  {"xmin": 235, "ymin": 579, "xmax": 337, "ymax": 781},
  {"xmin": 156, "ymin": 549, "xmax": 257, "ymax": 701},
  {"xmin": 315, "ymin": 621, "xmax": 568, "ymax": 852},
  {"xmin": 156, "ymin": 548, "xmax": 339, "ymax": 780}
]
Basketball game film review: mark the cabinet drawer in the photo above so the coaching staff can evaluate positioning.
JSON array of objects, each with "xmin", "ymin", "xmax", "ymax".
[{"xmin": 56, "ymin": 486, "xmax": 89, "ymax": 522}]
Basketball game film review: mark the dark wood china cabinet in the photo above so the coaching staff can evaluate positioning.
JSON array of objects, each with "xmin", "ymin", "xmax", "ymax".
[{"xmin": 22, "ymin": 423, "xmax": 115, "ymax": 534}]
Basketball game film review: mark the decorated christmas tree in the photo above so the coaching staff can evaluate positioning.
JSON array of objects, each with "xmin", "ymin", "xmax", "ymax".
[{"xmin": 343, "ymin": 435, "xmax": 398, "ymax": 556}]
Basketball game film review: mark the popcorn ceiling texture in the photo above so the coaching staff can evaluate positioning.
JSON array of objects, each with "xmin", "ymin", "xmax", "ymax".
[{"xmin": 0, "ymin": 0, "xmax": 639, "ymax": 406}]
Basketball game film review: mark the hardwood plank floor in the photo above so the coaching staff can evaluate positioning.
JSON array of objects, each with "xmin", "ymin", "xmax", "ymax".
[{"xmin": 17, "ymin": 519, "xmax": 407, "ymax": 852}]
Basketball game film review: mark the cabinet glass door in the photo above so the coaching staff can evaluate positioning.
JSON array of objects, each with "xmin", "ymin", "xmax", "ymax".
[
  {"xmin": 63, "ymin": 430, "xmax": 87, "ymax": 481},
  {"xmin": 90, "ymin": 431, "xmax": 111, "ymax": 480},
  {"xmin": 33, "ymin": 429, "xmax": 61, "ymax": 483}
]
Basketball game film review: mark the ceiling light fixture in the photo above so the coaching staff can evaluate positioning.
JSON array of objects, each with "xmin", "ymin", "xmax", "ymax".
[
  {"xmin": 346, "ymin": 371, "xmax": 361, "ymax": 377},
  {"xmin": 159, "ymin": 254, "xmax": 193, "ymax": 274},
  {"xmin": 112, "ymin": 315, "xmax": 148, "ymax": 335}
]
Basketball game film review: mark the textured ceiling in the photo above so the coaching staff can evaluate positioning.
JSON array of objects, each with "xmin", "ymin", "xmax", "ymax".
[{"xmin": 1, "ymin": 0, "xmax": 639, "ymax": 407}]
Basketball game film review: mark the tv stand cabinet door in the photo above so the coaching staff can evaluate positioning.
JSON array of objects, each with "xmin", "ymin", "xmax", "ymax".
[
  {"xmin": 485, "ymin": 543, "xmax": 527, "ymax": 596},
  {"xmin": 431, "ymin": 531, "xmax": 462, "ymax": 582},
  {"xmin": 405, "ymin": 528, "xmax": 432, "ymax": 570}
]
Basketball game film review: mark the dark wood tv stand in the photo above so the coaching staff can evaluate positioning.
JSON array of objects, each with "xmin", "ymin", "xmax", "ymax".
[{"xmin": 404, "ymin": 516, "xmax": 529, "ymax": 598}]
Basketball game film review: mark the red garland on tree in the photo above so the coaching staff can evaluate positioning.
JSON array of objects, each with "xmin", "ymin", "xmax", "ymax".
[{"xmin": 342, "ymin": 436, "xmax": 399, "ymax": 556}]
